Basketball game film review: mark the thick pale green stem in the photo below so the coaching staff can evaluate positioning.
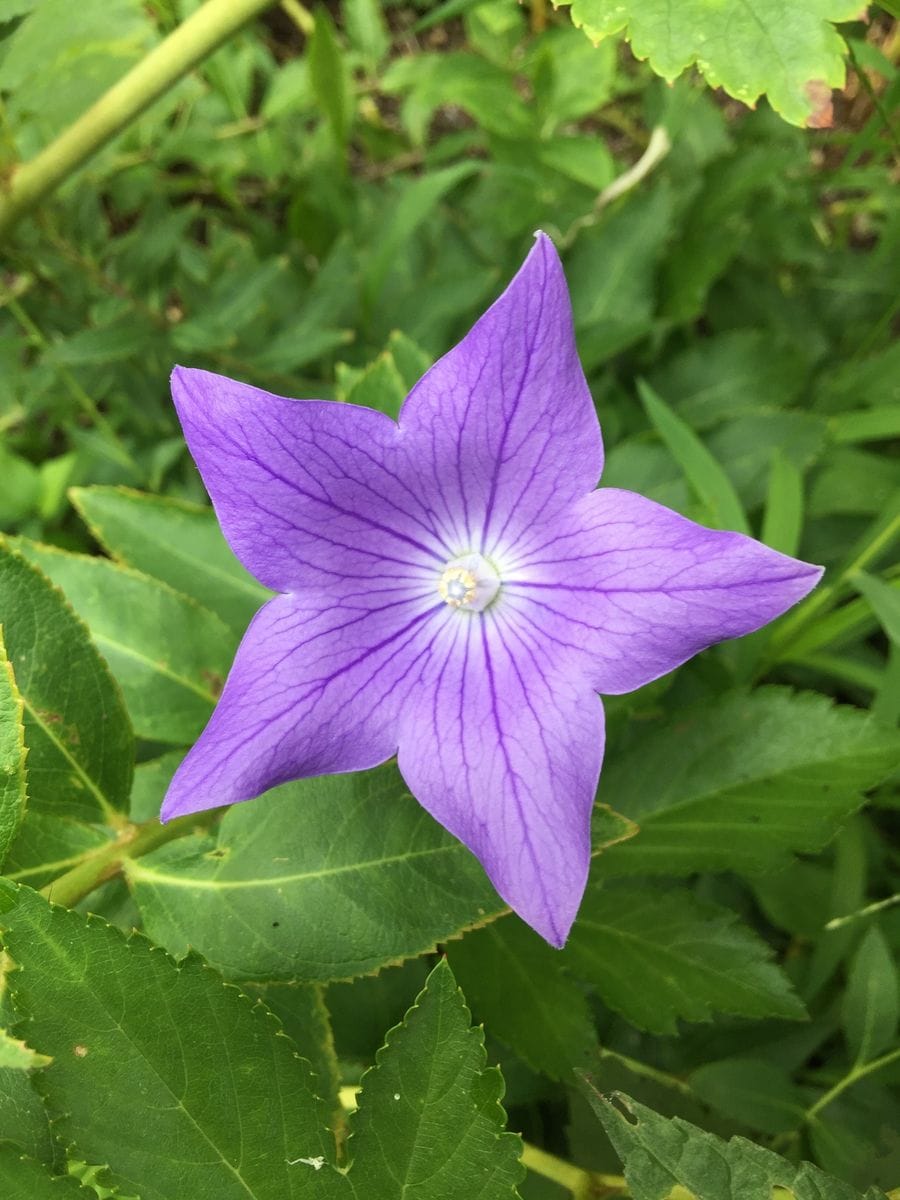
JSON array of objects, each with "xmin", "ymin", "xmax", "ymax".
[
  {"xmin": 0, "ymin": 0, "xmax": 276, "ymax": 238},
  {"xmin": 40, "ymin": 813, "xmax": 209, "ymax": 909}
]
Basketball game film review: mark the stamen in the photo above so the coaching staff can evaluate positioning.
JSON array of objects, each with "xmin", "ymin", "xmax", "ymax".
[{"xmin": 438, "ymin": 553, "xmax": 501, "ymax": 612}]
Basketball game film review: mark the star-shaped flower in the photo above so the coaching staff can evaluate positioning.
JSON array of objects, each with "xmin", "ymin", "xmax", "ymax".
[{"xmin": 162, "ymin": 233, "xmax": 822, "ymax": 947}]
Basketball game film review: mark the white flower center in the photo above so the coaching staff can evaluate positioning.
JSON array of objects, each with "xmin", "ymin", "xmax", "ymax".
[{"xmin": 438, "ymin": 553, "xmax": 501, "ymax": 612}]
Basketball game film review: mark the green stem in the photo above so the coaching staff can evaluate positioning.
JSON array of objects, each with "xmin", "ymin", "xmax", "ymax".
[
  {"xmin": 40, "ymin": 813, "xmax": 208, "ymax": 909},
  {"xmin": 761, "ymin": 506, "xmax": 900, "ymax": 669},
  {"xmin": 844, "ymin": 37, "xmax": 900, "ymax": 160},
  {"xmin": 0, "ymin": 0, "xmax": 276, "ymax": 238},
  {"xmin": 804, "ymin": 1045, "xmax": 900, "ymax": 1126},
  {"xmin": 8, "ymin": 296, "xmax": 137, "ymax": 469}
]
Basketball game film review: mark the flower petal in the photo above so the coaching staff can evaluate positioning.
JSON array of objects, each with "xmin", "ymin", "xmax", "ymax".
[
  {"xmin": 172, "ymin": 366, "xmax": 450, "ymax": 594},
  {"xmin": 507, "ymin": 487, "xmax": 824, "ymax": 695},
  {"xmin": 397, "ymin": 610, "xmax": 604, "ymax": 947},
  {"xmin": 397, "ymin": 232, "xmax": 603, "ymax": 559},
  {"xmin": 161, "ymin": 591, "xmax": 445, "ymax": 820}
]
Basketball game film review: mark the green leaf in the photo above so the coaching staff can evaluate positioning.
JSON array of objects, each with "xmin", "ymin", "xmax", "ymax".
[
  {"xmin": 244, "ymin": 982, "xmax": 341, "ymax": 1120},
  {"xmin": 0, "ymin": 883, "xmax": 349, "ymax": 1200},
  {"xmin": 382, "ymin": 53, "xmax": 533, "ymax": 144},
  {"xmin": 0, "ymin": 1, "xmax": 39, "ymax": 19},
  {"xmin": 308, "ymin": 8, "xmax": 350, "ymax": 148},
  {"xmin": 343, "ymin": 0, "xmax": 389, "ymax": 69},
  {"xmin": 809, "ymin": 448, "xmax": 900, "ymax": 518},
  {"xmin": 761, "ymin": 452, "xmax": 804, "ymax": 558},
  {"xmin": 842, "ymin": 925, "xmax": 899, "ymax": 1066},
  {"xmin": 595, "ymin": 689, "xmax": 900, "ymax": 878},
  {"xmin": 586, "ymin": 1088, "xmax": 887, "ymax": 1200},
  {"xmin": 326, "ymin": 959, "xmax": 429, "ymax": 1063},
  {"xmin": 565, "ymin": 883, "xmax": 805, "ymax": 1034},
  {"xmin": 0, "ymin": 545, "xmax": 132, "ymax": 828},
  {"xmin": 648, "ymin": 330, "xmax": 808, "ymax": 432},
  {"xmin": 386, "ymin": 330, "xmax": 432, "ymax": 391},
  {"xmin": 853, "ymin": 571, "xmax": 900, "ymax": 645},
  {"xmin": 363, "ymin": 161, "xmax": 480, "ymax": 309},
  {"xmin": 0, "ymin": 1147, "xmax": 96, "ymax": 1199},
  {"xmin": 0, "ymin": 0, "xmax": 156, "ymax": 153},
  {"xmin": 126, "ymin": 764, "xmax": 502, "ymax": 982},
  {"xmin": 345, "ymin": 959, "xmax": 524, "ymax": 1198},
  {"xmin": 0, "ymin": 1060, "xmax": 55, "ymax": 1164},
  {"xmin": 638, "ymin": 380, "xmax": 751, "ymax": 535},
  {"xmin": 412, "ymin": 0, "xmax": 488, "ymax": 33},
  {"xmin": 829, "ymin": 406, "xmax": 900, "ymax": 445},
  {"xmin": 69, "ymin": 486, "xmax": 267, "ymax": 638},
  {"xmin": 0, "ymin": 630, "xmax": 27, "ymax": 870},
  {"xmin": 128, "ymin": 751, "xmax": 183, "ymax": 824},
  {"xmin": 708, "ymin": 412, "xmax": 826, "ymax": 514},
  {"xmin": 1, "ymin": 815, "xmax": 112, "ymax": 892},
  {"xmin": 0, "ymin": 1027, "xmax": 51, "ymax": 1071},
  {"xmin": 536, "ymin": 136, "xmax": 615, "ymax": 191},
  {"xmin": 126, "ymin": 763, "xmax": 635, "ymax": 983},
  {"xmin": 0, "ymin": 447, "xmax": 40, "ymax": 526},
  {"xmin": 525, "ymin": 24, "xmax": 617, "ymax": 125},
  {"xmin": 12, "ymin": 540, "xmax": 234, "ymax": 746},
  {"xmin": 568, "ymin": 187, "xmax": 673, "ymax": 367},
  {"xmin": 447, "ymin": 919, "xmax": 595, "ymax": 1080},
  {"xmin": 688, "ymin": 1059, "xmax": 809, "ymax": 1135},
  {"xmin": 339, "ymin": 350, "xmax": 408, "ymax": 420},
  {"xmin": 564, "ymin": 0, "xmax": 861, "ymax": 127}
]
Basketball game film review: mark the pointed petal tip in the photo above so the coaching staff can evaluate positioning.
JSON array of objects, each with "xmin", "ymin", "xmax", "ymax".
[{"xmin": 523, "ymin": 902, "xmax": 576, "ymax": 949}]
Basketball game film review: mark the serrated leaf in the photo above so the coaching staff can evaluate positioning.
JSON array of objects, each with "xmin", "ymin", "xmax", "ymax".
[
  {"xmin": 387, "ymin": 330, "xmax": 432, "ymax": 391},
  {"xmin": 585, "ymin": 1088, "xmax": 888, "ymax": 1200},
  {"xmin": 0, "ymin": 545, "xmax": 132, "ymax": 828},
  {"xmin": 0, "ymin": 1026, "xmax": 51, "ymax": 1070},
  {"xmin": 69, "ymin": 487, "xmax": 267, "ymax": 638},
  {"xmin": 0, "ymin": 629, "xmax": 27, "ymax": 869},
  {"xmin": 125, "ymin": 762, "xmax": 635, "ymax": 983},
  {"xmin": 842, "ymin": 925, "xmax": 899, "ymax": 1066},
  {"xmin": 345, "ymin": 959, "xmax": 524, "ymax": 1198},
  {"xmin": 0, "ymin": 1061, "xmax": 55, "ymax": 1164},
  {"xmin": 565, "ymin": 883, "xmax": 805, "ymax": 1034},
  {"xmin": 341, "ymin": 351, "xmax": 408, "ymax": 420},
  {"xmin": 13, "ymin": 540, "xmax": 234, "ymax": 745},
  {"xmin": 244, "ymin": 982, "xmax": 341, "ymax": 1120},
  {"xmin": 564, "ymin": 0, "xmax": 861, "ymax": 127},
  {"xmin": 595, "ymin": 689, "xmax": 900, "ymax": 878},
  {"xmin": 0, "ymin": 1147, "xmax": 96, "ymax": 1199},
  {"xmin": 447, "ymin": 919, "xmax": 595, "ymax": 1080},
  {"xmin": 0, "ymin": 883, "xmax": 350, "ymax": 1200}
]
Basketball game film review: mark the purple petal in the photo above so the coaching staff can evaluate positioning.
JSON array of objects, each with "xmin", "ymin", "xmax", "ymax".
[
  {"xmin": 505, "ymin": 487, "xmax": 823, "ymax": 694},
  {"xmin": 397, "ymin": 232, "xmax": 603, "ymax": 560},
  {"xmin": 397, "ymin": 610, "xmax": 604, "ymax": 947},
  {"xmin": 162, "ymin": 591, "xmax": 446, "ymax": 820},
  {"xmin": 171, "ymin": 367, "xmax": 451, "ymax": 594}
]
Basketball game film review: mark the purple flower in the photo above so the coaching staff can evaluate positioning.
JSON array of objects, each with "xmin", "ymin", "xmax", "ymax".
[{"xmin": 162, "ymin": 233, "xmax": 822, "ymax": 947}]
